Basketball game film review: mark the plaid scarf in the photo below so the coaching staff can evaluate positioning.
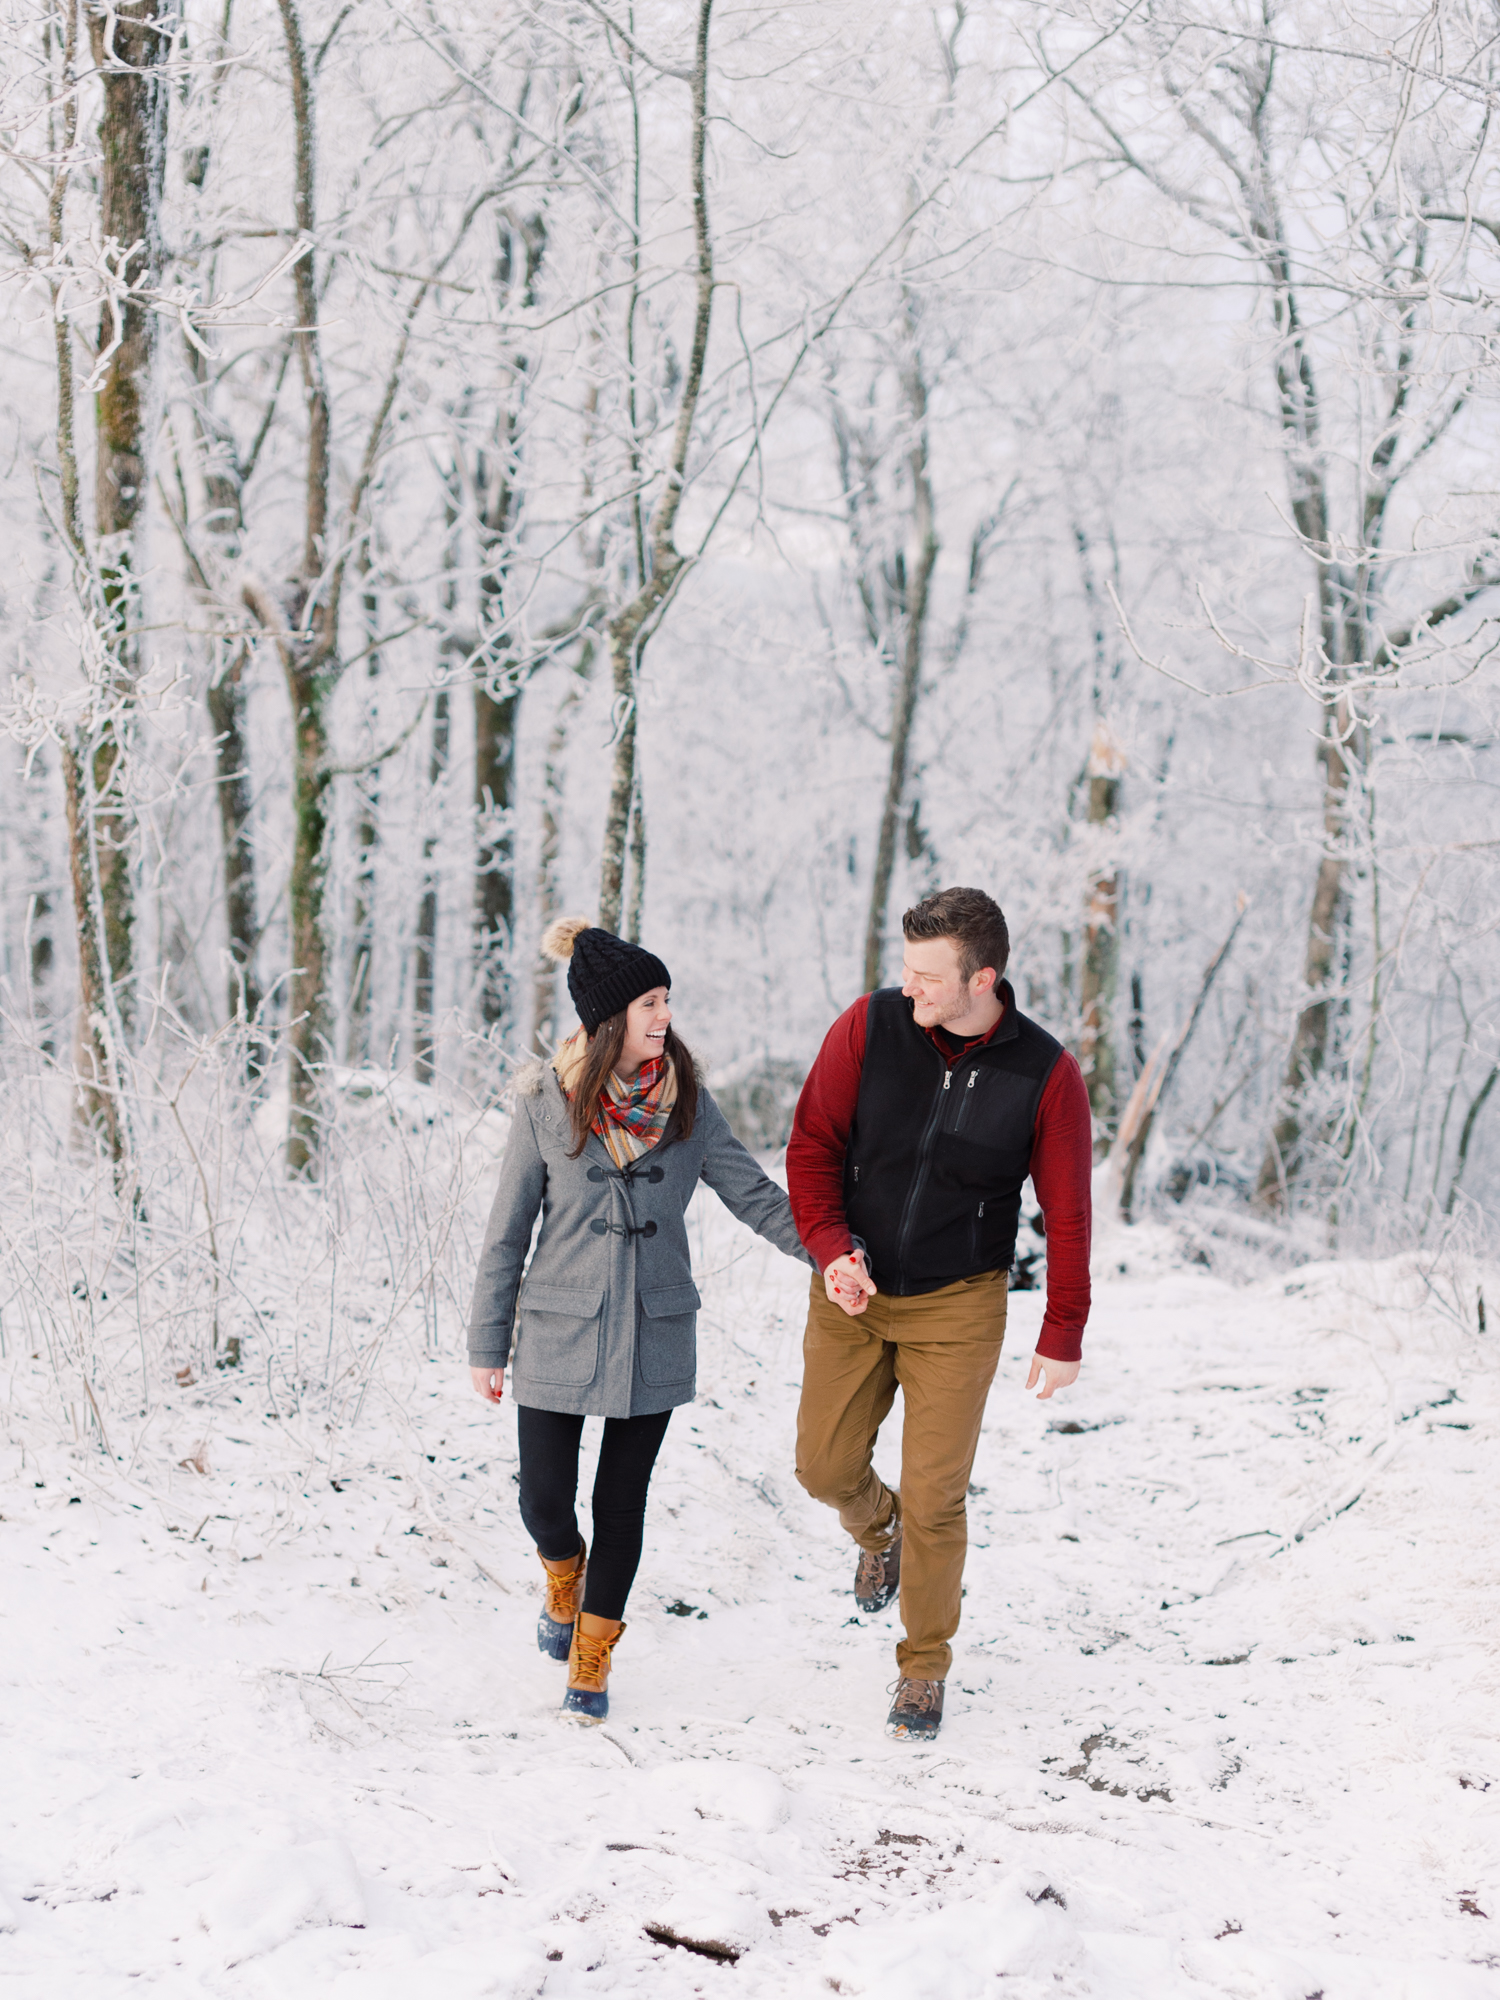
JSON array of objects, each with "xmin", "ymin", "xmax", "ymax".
[{"xmin": 553, "ymin": 1028, "xmax": 678, "ymax": 1169}]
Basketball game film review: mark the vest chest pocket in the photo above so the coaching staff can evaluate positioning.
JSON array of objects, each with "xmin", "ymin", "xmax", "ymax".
[
  {"xmin": 943, "ymin": 1066, "xmax": 986, "ymax": 1136},
  {"xmin": 942, "ymin": 1065, "xmax": 1036, "ymax": 1167}
]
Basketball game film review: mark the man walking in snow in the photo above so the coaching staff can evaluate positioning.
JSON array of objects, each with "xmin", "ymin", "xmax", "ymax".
[{"xmin": 787, "ymin": 886, "xmax": 1092, "ymax": 1740}]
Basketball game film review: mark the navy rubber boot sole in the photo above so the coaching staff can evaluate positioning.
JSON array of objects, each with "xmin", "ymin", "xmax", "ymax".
[
  {"xmin": 537, "ymin": 1610, "xmax": 574, "ymax": 1661},
  {"xmin": 562, "ymin": 1684, "xmax": 608, "ymax": 1723}
]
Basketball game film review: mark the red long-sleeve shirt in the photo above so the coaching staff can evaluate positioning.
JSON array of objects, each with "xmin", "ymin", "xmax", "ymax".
[{"xmin": 787, "ymin": 994, "xmax": 1093, "ymax": 1363}]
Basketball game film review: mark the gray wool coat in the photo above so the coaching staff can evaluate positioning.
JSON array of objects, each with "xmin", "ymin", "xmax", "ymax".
[{"xmin": 467, "ymin": 1062, "xmax": 815, "ymax": 1417}]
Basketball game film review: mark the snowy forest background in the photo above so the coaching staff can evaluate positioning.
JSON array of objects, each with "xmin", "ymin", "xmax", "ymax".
[
  {"xmin": 2, "ymin": 0, "xmax": 1499, "ymax": 1412},
  {"xmin": 8, "ymin": 11, "xmax": 1500, "ymax": 1987}
]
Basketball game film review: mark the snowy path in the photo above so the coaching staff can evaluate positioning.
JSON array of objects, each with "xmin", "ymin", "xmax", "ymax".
[{"xmin": 2, "ymin": 1202, "xmax": 1498, "ymax": 1998}]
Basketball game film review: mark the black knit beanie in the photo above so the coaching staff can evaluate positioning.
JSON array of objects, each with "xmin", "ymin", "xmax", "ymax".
[{"xmin": 541, "ymin": 916, "xmax": 671, "ymax": 1034}]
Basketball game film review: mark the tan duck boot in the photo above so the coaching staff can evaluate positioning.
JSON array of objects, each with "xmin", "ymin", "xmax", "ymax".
[
  {"xmin": 537, "ymin": 1542, "xmax": 586, "ymax": 1660},
  {"xmin": 562, "ymin": 1612, "xmax": 624, "ymax": 1722}
]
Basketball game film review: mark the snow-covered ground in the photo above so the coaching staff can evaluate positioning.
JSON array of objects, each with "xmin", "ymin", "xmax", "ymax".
[{"xmin": 3, "ymin": 1187, "xmax": 1498, "ymax": 1998}]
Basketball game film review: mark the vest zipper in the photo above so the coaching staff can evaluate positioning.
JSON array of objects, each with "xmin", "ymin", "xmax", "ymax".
[{"xmin": 893, "ymin": 1059, "xmax": 951, "ymax": 1288}]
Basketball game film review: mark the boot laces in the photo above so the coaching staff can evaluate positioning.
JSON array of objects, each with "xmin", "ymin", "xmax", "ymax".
[
  {"xmin": 855, "ymin": 1547, "xmax": 883, "ymax": 1593},
  {"xmin": 571, "ymin": 1626, "xmax": 618, "ymax": 1689},
  {"xmin": 893, "ymin": 1677, "xmax": 941, "ymax": 1714},
  {"xmin": 543, "ymin": 1553, "xmax": 583, "ymax": 1621},
  {"xmin": 856, "ymin": 1537, "xmax": 896, "ymax": 1590}
]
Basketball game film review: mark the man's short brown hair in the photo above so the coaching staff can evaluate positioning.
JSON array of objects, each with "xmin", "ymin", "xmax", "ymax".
[{"xmin": 902, "ymin": 886, "xmax": 1010, "ymax": 985}]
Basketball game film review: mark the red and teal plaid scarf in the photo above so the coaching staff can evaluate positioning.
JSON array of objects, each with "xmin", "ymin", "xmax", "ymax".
[{"xmin": 554, "ymin": 1029, "xmax": 678, "ymax": 1168}]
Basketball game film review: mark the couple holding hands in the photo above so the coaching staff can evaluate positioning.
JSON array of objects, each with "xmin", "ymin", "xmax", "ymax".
[{"xmin": 467, "ymin": 886, "xmax": 1092, "ymax": 1740}]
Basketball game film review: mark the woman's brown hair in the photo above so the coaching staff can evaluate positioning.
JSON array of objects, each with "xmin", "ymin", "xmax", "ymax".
[{"xmin": 565, "ymin": 1014, "xmax": 699, "ymax": 1159}]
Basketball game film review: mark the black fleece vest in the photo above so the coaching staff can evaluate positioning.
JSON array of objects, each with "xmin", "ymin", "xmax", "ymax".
[{"xmin": 842, "ymin": 984, "xmax": 1064, "ymax": 1296}]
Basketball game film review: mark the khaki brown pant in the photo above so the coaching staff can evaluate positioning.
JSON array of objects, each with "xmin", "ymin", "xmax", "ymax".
[{"xmin": 795, "ymin": 1269, "xmax": 1007, "ymax": 1681}]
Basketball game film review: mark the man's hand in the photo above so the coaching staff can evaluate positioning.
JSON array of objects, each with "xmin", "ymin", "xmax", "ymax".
[
  {"xmin": 1025, "ymin": 1353, "xmax": 1079, "ymax": 1400},
  {"xmin": 824, "ymin": 1251, "xmax": 877, "ymax": 1317},
  {"xmin": 470, "ymin": 1366, "xmax": 506, "ymax": 1403}
]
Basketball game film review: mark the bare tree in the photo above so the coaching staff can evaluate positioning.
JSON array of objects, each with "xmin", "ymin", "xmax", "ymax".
[
  {"xmin": 168, "ymin": 319, "xmax": 286, "ymax": 1065},
  {"xmin": 31, "ymin": 0, "xmax": 169, "ymax": 1170},
  {"xmin": 1064, "ymin": 15, "xmax": 1500, "ymax": 1205},
  {"xmin": 411, "ymin": 688, "xmax": 451, "ymax": 1085},
  {"xmin": 857, "ymin": 332, "xmax": 938, "ymax": 992},
  {"xmin": 470, "ymin": 206, "xmax": 549, "ymax": 1031},
  {"xmin": 822, "ymin": 349, "xmax": 1009, "ymax": 991},
  {"xmin": 529, "ymin": 641, "xmax": 595, "ymax": 1050},
  {"xmin": 344, "ymin": 567, "xmax": 383, "ymax": 1063},
  {"xmin": 86, "ymin": 0, "xmax": 168, "ymax": 845},
  {"xmin": 1073, "ymin": 518, "xmax": 1128, "ymax": 1146},
  {"xmin": 245, "ymin": 0, "xmax": 437, "ymax": 1172},
  {"xmin": 597, "ymin": 0, "xmax": 717, "ymax": 934}
]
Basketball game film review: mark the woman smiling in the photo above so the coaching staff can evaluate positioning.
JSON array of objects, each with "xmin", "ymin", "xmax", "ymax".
[{"xmin": 468, "ymin": 918, "xmax": 812, "ymax": 1722}]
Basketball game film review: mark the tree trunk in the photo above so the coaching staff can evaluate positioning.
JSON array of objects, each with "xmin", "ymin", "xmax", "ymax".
[
  {"xmin": 22, "ymin": 740, "xmax": 57, "ymax": 1053},
  {"xmin": 204, "ymin": 645, "xmax": 264, "ymax": 1041},
  {"xmin": 531, "ymin": 641, "xmax": 594, "ymax": 1050},
  {"xmin": 473, "ymin": 680, "xmax": 519, "ymax": 1026},
  {"xmin": 412, "ymin": 688, "xmax": 451, "ymax": 1083},
  {"xmin": 275, "ymin": 0, "xmax": 336, "ymax": 1176},
  {"xmin": 625, "ymin": 781, "xmax": 646, "ymax": 944},
  {"xmin": 1444, "ymin": 1060, "xmax": 1499, "ymax": 1216},
  {"xmin": 467, "ymin": 212, "xmax": 548, "ymax": 1032},
  {"xmin": 862, "ymin": 348, "xmax": 936, "ymax": 992},
  {"xmin": 1078, "ymin": 722, "xmax": 1126, "ymax": 1151},
  {"xmin": 91, "ymin": 0, "xmax": 163, "ymax": 606},
  {"xmin": 60, "ymin": 0, "xmax": 166, "ymax": 1152},
  {"xmin": 1255, "ymin": 693, "xmax": 1352, "ymax": 1205},
  {"xmin": 285, "ymin": 681, "xmax": 332, "ymax": 1170},
  {"xmin": 62, "ymin": 743, "xmax": 125, "ymax": 1160},
  {"xmin": 182, "ymin": 281, "xmax": 280, "ymax": 1070},
  {"xmin": 346, "ymin": 578, "xmax": 381, "ymax": 1059},
  {"xmin": 1240, "ymin": 89, "xmax": 1353, "ymax": 1208},
  {"xmin": 598, "ymin": 625, "xmax": 640, "ymax": 936}
]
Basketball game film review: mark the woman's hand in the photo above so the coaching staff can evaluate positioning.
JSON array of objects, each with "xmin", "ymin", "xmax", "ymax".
[
  {"xmin": 824, "ymin": 1252, "xmax": 877, "ymax": 1316},
  {"xmin": 470, "ymin": 1366, "xmax": 506, "ymax": 1403}
]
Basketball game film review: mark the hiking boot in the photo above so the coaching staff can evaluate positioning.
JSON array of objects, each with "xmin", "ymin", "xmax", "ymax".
[
  {"xmin": 854, "ymin": 1527, "xmax": 902, "ymax": 1613},
  {"xmin": 885, "ymin": 1677, "xmax": 944, "ymax": 1741},
  {"xmin": 537, "ymin": 1541, "xmax": 586, "ymax": 1661},
  {"xmin": 562, "ymin": 1612, "xmax": 625, "ymax": 1723}
]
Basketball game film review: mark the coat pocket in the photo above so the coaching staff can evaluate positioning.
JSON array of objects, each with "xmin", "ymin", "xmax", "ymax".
[
  {"xmin": 637, "ymin": 1282, "xmax": 702, "ymax": 1387},
  {"xmin": 517, "ymin": 1283, "xmax": 605, "ymax": 1385}
]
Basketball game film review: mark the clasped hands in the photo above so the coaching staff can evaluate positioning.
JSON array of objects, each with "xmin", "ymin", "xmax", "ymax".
[{"xmin": 821, "ymin": 1250, "xmax": 1080, "ymax": 1400}]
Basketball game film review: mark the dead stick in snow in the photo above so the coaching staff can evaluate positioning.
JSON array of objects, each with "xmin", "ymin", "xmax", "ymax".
[
  {"xmin": 1118, "ymin": 895, "xmax": 1250, "ymax": 1220},
  {"xmin": 82, "ymin": 1378, "xmax": 114, "ymax": 1459},
  {"xmin": 1287, "ymin": 1433, "xmax": 1406, "ymax": 1545}
]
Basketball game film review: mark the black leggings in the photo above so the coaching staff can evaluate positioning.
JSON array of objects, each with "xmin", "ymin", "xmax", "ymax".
[{"xmin": 516, "ymin": 1404, "xmax": 672, "ymax": 1621}]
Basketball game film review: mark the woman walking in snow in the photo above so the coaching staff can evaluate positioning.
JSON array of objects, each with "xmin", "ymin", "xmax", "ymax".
[{"xmin": 468, "ymin": 918, "xmax": 813, "ymax": 1722}]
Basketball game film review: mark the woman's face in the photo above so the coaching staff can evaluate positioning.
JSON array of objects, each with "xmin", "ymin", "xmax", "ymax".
[{"xmin": 617, "ymin": 986, "xmax": 672, "ymax": 1077}]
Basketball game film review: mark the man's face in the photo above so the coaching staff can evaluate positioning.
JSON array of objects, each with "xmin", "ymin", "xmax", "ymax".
[{"xmin": 900, "ymin": 935, "xmax": 994, "ymax": 1027}]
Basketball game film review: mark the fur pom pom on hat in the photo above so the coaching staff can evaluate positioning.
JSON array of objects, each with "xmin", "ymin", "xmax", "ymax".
[
  {"xmin": 541, "ymin": 914, "xmax": 592, "ymax": 963},
  {"xmin": 542, "ymin": 915, "xmax": 670, "ymax": 1033}
]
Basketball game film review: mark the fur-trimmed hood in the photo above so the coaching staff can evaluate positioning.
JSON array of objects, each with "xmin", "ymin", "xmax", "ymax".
[{"xmin": 510, "ymin": 1057, "xmax": 550, "ymax": 1100}]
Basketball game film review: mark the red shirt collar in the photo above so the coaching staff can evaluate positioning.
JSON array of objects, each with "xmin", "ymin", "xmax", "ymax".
[{"xmin": 923, "ymin": 990, "xmax": 1009, "ymax": 1065}]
